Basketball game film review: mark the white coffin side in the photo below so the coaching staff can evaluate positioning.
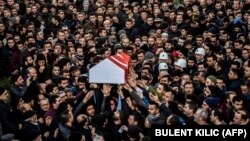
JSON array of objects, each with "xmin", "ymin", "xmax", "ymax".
[{"xmin": 89, "ymin": 59, "xmax": 125, "ymax": 84}]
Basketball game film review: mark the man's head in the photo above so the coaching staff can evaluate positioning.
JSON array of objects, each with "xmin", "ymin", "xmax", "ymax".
[
  {"xmin": 183, "ymin": 101, "xmax": 197, "ymax": 117},
  {"xmin": 233, "ymin": 109, "xmax": 249, "ymax": 125},
  {"xmin": 210, "ymin": 108, "xmax": 224, "ymax": 124},
  {"xmin": 11, "ymin": 74, "xmax": 24, "ymax": 86},
  {"xmin": 194, "ymin": 108, "xmax": 208, "ymax": 124},
  {"xmin": 125, "ymin": 18, "xmax": 134, "ymax": 29},
  {"xmin": 0, "ymin": 86, "xmax": 9, "ymax": 101},
  {"xmin": 148, "ymin": 102, "xmax": 160, "ymax": 115},
  {"xmin": 184, "ymin": 81, "xmax": 195, "ymax": 95},
  {"xmin": 232, "ymin": 94, "xmax": 245, "ymax": 111}
]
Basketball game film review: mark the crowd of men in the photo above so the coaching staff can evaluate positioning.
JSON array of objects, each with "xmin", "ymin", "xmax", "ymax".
[{"xmin": 0, "ymin": 0, "xmax": 250, "ymax": 141}]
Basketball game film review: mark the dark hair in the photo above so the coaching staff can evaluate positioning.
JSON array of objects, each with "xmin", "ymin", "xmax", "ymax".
[
  {"xmin": 0, "ymin": 86, "xmax": 5, "ymax": 96},
  {"xmin": 186, "ymin": 94, "xmax": 198, "ymax": 103},
  {"xmin": 184, "ymin": 81, "xmax": 194, "ymax": 88},
  {"xmin": 172, "ymin": 69, "xmax": 182, "ymax": 77},
  {"xmin": 11, "ymin": 73, "xmax": 21, "ymax": 84},
  {"xmin": 237, "ymin": 109, "xmax": 249, "ymax": 121},
  {"xmin": 217, "ymin": 60, "xmax": 226, "ymax": 69},
  {"xmin": 46, "ymin": 83, "xmax": 57, "ymax": 94},
  {"xmin": 49, "ymin": 95, "xmax": 59, "ymax": 105},
  {"xmin": 149, "ymin": 101, "xmax": 160, "ymax": 109},
  {"xmin": 231, "ymin": 61, "xmax": 240, "ymax": 68},
  {"xmin": 92, "ymin": 113, "xmax": 107, "ymax": 127},
  {"xmin": 58, "ymin": 58, "xmax": 71, "ymax": 70},
  {"xmin": 207, "ymin": 54, "xmax": 217, "ymax": 61},
  {"xmin": 58, "ymin": 77, "xmax": 69, "ymax": 84},
  {"xmin": 232, "ymin": 48, "xmax": 242, "ymax": 58},
  {"xmin": 126, "ymin": 18, "xmax": 133, "ymax": 23},
  {"xmin": 78, "ymin": 76, "xmax": 87, "ymax": 83},
  {"xmin": 167, "ymin": 114, "xmax": 182, "ymax": 125},
  {"xmin": 69, "ymin": 131, "xmax": 83, "ymax": 141},
  {"xmin": 60, "ymin": 110, "xmax": 71, "ymax": 124},
  {"xmin": 185, "ymin": 101, "xmax": 197, "ymax": 114},
  {"xmin": 232, "ymin": 94, "xmax": 245, "ymax": 105},
  {"xmin": 130, "ymin": 54, "xmax": 137, "ymax": 60},
  {"xmin": 230, "ymin": 68, "xmax": 241, "ymax": 78},
  {"xmin": 212, "ymin": 108, "xmax": 224, "ymax": 121}
]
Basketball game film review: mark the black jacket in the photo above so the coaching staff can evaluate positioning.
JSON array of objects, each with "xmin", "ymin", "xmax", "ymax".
[
  {"xmin": 0, "ymin": 100, "xmax": 18, "ymax": 134},
  {"xmin": 10, "ymin": 84, "xmax": 28, "ymax": 109}
]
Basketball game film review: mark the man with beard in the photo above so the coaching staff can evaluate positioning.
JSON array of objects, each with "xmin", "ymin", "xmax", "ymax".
[
  {"xmin": 140, "ymin": 16, "xmax": 156, "ymax": 36},
  {"xmin": 167, "ymin": 22, "xmax": 179, "ymax": 39},
  {"xmin": 10, "ymin": 74, "xmax": 28, "ymax": 111},
  {"xmin": 214, "ymin": 60, "xmax": 228, "ymax": 80},
  {"xmin": 219, "ymin": 30, "xmax": 230, "ymax": 46},
  {"xmin": 210, "ymin": 35, "xmax": 223, "ymax": 53},
  {"xmin": 186, "ymin": 56, "xmax": 197, "ymax": 75},
  {"xmin": 176, "ymin": 14, "xmax": 187, "ymax": 30},
  {"xmin": 206, "ymin": 54, "xmax": 217, "ymax": 76},
  {"xmin": 123, "ymin": 18, "xmax": 139, "ymax": 42},
  {"xmin": 76, "ymin": 11, "xmax": 87, "ymax": 26},
  {"xmin": 75, "ymin": 114, "xmax": 91, "ymax": 141},
  {"xmin": 144, "ymin": 101, "xmax": 165, "ymax": 126},
  {"xmin": 20, "ymin": 54, "xmax": 34, "ymax": 77}
]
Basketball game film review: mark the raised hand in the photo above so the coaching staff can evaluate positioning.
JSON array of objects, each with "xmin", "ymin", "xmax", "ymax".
[
  {"xmin": 149, "ymin": 92, "xmax": 161, "ymax": 105},
  {"xmin": 149, "ymin": 92, "xmax": 159, "ymax": 102},
  {"xmin": 123, "ymin": 83, "xmax": 133, "ymax": 92},
  {"xmin": 83, "ymin": 90, "xmax": 94, "ymax": 104},
  {"xmin": 26, "ymin": 76, "xmax": 32, "ymax": 86},
  {"xmin": 54, "ymin": 128, "xmax": 59, "ymax": 138},
  {"xmin": 117, "ymin": 85, "xmax": 125, "ymax": 99},
  {"xmin": 45, "ymin": 116, "xmax": 53, "ymax": 126},
  {"xmin": 121, "ymin": 125, "xmax": 128, "ymax": 132},
  {"xmin": 126, "ymin": 97, "xmax": 134, "ymax": 110},
  {"xmin": 101, "ymin": 84, "xmax": 112, "ymax": 96},
  {"xmin": 137, "ymin": 80, "xmax": 146, "ymax": 89},
  {"xmin": 128, "ymin": 67, "xmax": 137, "ymax": 80}
]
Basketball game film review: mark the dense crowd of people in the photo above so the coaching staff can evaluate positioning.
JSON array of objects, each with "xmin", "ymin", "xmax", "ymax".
[{"xmin": 0, "ymin": 0, "xmax": 250, "ymax": 141}]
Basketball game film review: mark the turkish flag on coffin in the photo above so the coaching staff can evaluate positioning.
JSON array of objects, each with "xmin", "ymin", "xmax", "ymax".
[{"xmin": 89, "ymin": 52, "xmax": 130, "ymax": 84}]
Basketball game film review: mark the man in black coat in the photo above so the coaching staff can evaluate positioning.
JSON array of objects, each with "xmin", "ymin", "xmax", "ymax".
[
  {"xmin": 10, "ymin": 74, "xmax": 28, "ymax": 110},
  {"xmin": 0, "ymin": 86, "xmax": 19, "ymax": 135},
  {"xmin": 19, "ymin": 110, "xmax": 41, "ymax": 141},
  {"xmin": 123, "ymin": 18, "xmax": 139, "ymax": 42}
]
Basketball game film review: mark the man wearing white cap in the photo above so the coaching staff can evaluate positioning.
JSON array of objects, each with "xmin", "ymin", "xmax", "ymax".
[
  {"xmin": 158, "ymin": 62, "xmax": 168, "ymax": 72},
  {"xmin": 158, "ymin": 52, "xmax": 169, "ymax": 63},
  {"xmin": 153, "ymin": 52, "xmax": 170, "ymax": 76},
  {"xmin": 195, "ymin": 48, "xmax": 206, "ymax": 63},
  {"xmin": 174, "ymin": 58, "xmax": 187, "ymax": 71}
]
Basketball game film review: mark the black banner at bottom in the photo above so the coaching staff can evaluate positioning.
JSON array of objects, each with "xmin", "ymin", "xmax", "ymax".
[{"xmin": 150, "ymin": 126, "xmax": 250, "ymax": 141}]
